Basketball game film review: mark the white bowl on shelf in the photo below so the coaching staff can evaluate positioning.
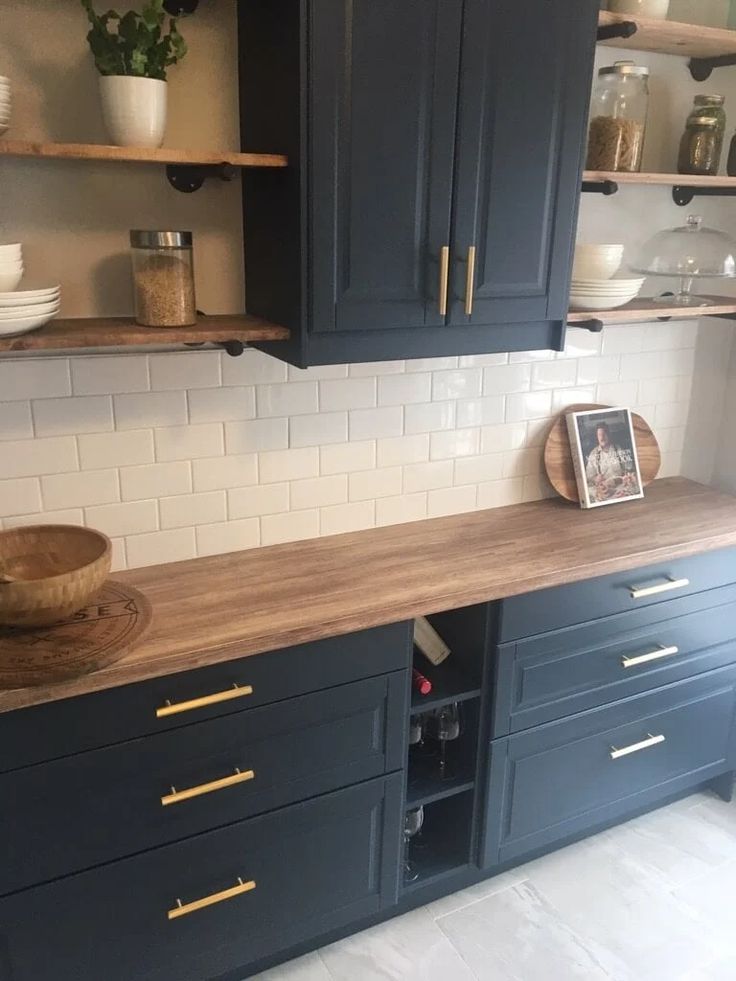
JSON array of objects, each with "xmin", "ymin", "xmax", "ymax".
[
  {"xmin": 0, "ymin": 301, "xmax": 60, "ymax": 319},
  {"xmin": 572, "ymin": 244, "xmax": 625, "ymax": 280},
  {"xmin": 569, "ymin": 294, "xmax": 639, "ymax": 311},
  {"xmin": 0, "ymin": 284, "xmax": 59, "ymax": 302},
  {"xmin": 0, "ymin": 310, "xmax": 58, "ymax": 337},
  {"xmin": 571, "ymin": 276, "xmax": 644, "ymax": 290},
  {"xmin": 0, "ymin": 244, "xmax": 22, "ymax": 257},
  {"xmin": 0, "ymin": 291, "xmax": 59, "ymax": 308},
  {"xmin": 0, "ymin": 269, "xmax": 23, "ymax": 292}
]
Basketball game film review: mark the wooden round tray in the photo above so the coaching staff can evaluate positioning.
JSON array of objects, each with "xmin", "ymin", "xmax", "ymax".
[
  {"xmin": 544, "ymin": 403, "xmax": 661, "ymax": 503},
  {"xmin": 0, "ymin": 580, "xmax": 151, "ymax": 688}
]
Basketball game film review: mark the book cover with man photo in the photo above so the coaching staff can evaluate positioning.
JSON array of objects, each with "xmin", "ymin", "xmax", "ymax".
[{"xmin": 566, "ymin": 407, "xmax": 644, "ymax": 509}]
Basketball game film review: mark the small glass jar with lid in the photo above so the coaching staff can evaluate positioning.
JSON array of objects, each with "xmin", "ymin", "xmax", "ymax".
[
  {"xmin": 586, "ymin": 61, "xmax": 650, "ymax": 173},
  {"xmin": 678, "ymin": 115, "xmax": 722, "ymax": 176},
  {"xmin": 130, "ymin": 230, "xmax": 196, "ymax": 328},
  {"xmin": 692, "ymin": 94, "xmax": 727, "ymax": 140}
]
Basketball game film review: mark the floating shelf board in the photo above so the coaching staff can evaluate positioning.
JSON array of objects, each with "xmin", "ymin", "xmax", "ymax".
[
  {"xmin": 0, "ymin": 140, "xmax": 288, "ymax": 169},
  {"xmin": 568, "ymin": 296, "xmax": 736, "ymax": 327},
  {"xmin": 0, "ymin": 315, "xmax": 290, "ymax": 354},
  {"xmin": 583, "ymin": 170, "xmax": 736, "ymax": 189},
  {"xmin": 598, "ymin": 10, "xmax": 736, "ymax": 59}
]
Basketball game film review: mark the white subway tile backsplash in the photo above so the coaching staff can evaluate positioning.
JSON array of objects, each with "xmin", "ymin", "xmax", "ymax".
[
  {"xmin": 320, "ymin": 441, "xmax": 376, "ymax": 475},
  {"xmin": 222, "ymin": 350, "xmax": 288, "ymax": 386},
  {"xmin": 349, "ymin": 360, "xmax": 405, "ymax": 376},
  {"xmin": 32, "ymin": 396, "xmax": 113, "ymax": 437},
  {"xmin": 407, "ymin": 357, "xmax": 457, "ymax": 373},
  {"xmin": 595, "ymin": 381, "xmax": 639, "ymax": 406},
  {"xmin": 655, "ymin": 401, "xmax": 690, "ymax": 428},
  {"xmin": 114, "ymin": 391, "xmax": 188, "ymax": 430},
  {"xmin": 0, "ymin": 436, "xmax": 78, "ymax": 479},
  {"xmin": 509, "ymin": 349, "xmax": 555, "ymax": 363},
  {"xmin": 375, "ymin": 492, "xmax": 428, "ymax": 527},
  {"xmin": 259, "ymin": 447, "xmax": 319, "ymax": 484},
  {"xmin": 188, "ymin": 387, "xmax": 255, "ymax": 424},
  {"xmin": 601, "ymin": 325, "xmax": 646, "ymax": 356},
  {"xmin": 483, "ymin": 364, "xmax": 532, "ymax": 395},
  {"xmin": 196, "ymin": 518, "xmax": 260, "ymax": 557},
  {"xmin": 477, "ymin": 477, "xmax": 524, "ymax": 509},
  {"xmin": 576, "ymin": 356, "xmax": 620, "ymax": 387},
  {"xmin": 432, "ymin": 369, "xmax": 482, "ymax": 401},
  {"xmin": 42, "ymin": 469, "xmax": 119, "ymax": 510},
  {"xmin": 0, "ymin": 402, "xmax": 33, "ymax": 440},
  {"xmin": 290, "ymin": 411, "xmax": 348, "ymax": 448},
  {"xmin": 291, "ymin": 475, "xmax": 347, "ymax": 510},
  {"xmin": 261, "ymin": 509, "xmax": 320, "ymax": 546},
  {"xmin": 430, "ymin": 428, "xmax": 480, "ymax": 461},
  {"xmin": 551, "ymin": 388, "xmax": 597, "ymax": 413},
  {"xmin": 121, "ymin": 461, "xmax": 191, "ymax": 502},
  {"xmin": 454, "ymin": 453, "xmax": 504, "ymax": 486},
  {"xmin": 456, "ymin": 397, "xmax": 504, "ymax": 429},
  {"xmin": 480, "ymin": 423, "xmax": 528, "ymax": 454},
  {"xmin": 403, "ymin": 460, "xmax": 454, "ymax": 494},
  {"xmin": 150, "ymin": 352, "xmax": 221, "ymax": 391},
  {"xmin": 257, "ymin": 381, "xmax": 319, "ymax": 418},
  {"xmin": 225, "ymin": 418, "xmax": 289, "ymax": 454},
  {"xmin": 0, "ymin": 477, "xmax": 41, "ymax": 517},
  {"xmin": 155, "ymin": 424, "xmax": 224, "ymax": 462},
  {"xmin": 376, "ymin": 434, "xmax": 429, "ymax": 468},
  {"xmin": 349, "ymin": 467, "xmax": 402, "ymax": 502},
  {"xmin": 288, "ymin": 364, "xmax": 348, "ymax": 381},
  {"xmin": 72, "ymin": 356, "xmax": 148, "ymax": 395},
  {"xmin": 531, "ymin": 360, "xmax": 577, "ymax": 391},
  {"xmin": 86, "ymin": 500, "xmax": 158, "ymax": 538},
  {"xmin": 459, "ymin": 353, "xmax": 508, "ymax": 367},
  {"xmin": 3, "ymin": 508, "xmax": 84, "ymax": 529},
  {"xmin": 191, "ymin": 454, "xmax": 258, "ymax": 492},
  {"xmin": 321, "ymin": 500, "xmax": 375, "ymax": 536},
  {"xmin": 160, "ymin": 491, "xmax": 226, "ymax": 529},
  {"xmin": 427, "ymin": 485, "xmax": 477, "ymax": 518},
  {"xmin": 378, "ymin": 373, "xmax": 431, "ymax": 406},
  {"xmin": 229, "ymin": 483, "xmax": 290, "ymax": 519},
  {"xmin": 349, "ymin": 406, "xmax": 403, "ymax": 440},
  {"xmin": 320, "ymin": 377, "xmax": 376, "ymax": 411},
  {"xmin": 502, "ymin": 448, "xmax": 542, "ymax": 478},
  {"xmin": 505, "ymin": 391, "xmax": 552, "ymax": 423},
  {"xmin": 404, "ymin": 401, "xmax": 456, "ymax": 435},
  {"xmin": 78, "ymin": 430, "xmax": 154, "ymax": 470},
  {"xmin": 561, "ymin": 332, "xmax": 602, "ymax": 359},
  {"xmin": 125, "ymin": 528, "xmax": 196, "ymax": 568},
  {"xmin": 0, "ymin": 359, "xmax": 70, "ymax": 401}
]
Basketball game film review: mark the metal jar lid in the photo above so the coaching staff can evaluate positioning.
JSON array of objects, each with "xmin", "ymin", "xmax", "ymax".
[
  {"xmin": 130, "ymin": 230, "xmax": 193, "ymax": 249},
  {"xmin": 686, "ymin": 116, "xmax": 720, "ymax": 127},
  {"xmin": 599, "ymin": 60, "xmax": 649, "ymax": 77},
  {"xmin": 695, "ymin": 94, "xmax": 725, "ymax": 105}
]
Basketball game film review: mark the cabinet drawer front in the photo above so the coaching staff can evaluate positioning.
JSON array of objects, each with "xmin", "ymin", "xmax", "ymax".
[
  {"xmin": 499, "ymin": 548, "xmax": 736, "ymax": 642},
  {"xmin": 486, "ymin": 666, "xmax": 736, "ymax": 866},
  {"xmin": 495, "ymin": 585, "xmax": 736, "ymax": 735},
  {"xmin": 0, "ymin": 621, "xmax": 412, "ymax": 774},
  {"xmin": 0, "ymin": 673, "xmax": 407, "ymax": 896},
  {"xmin": 0, "ymin": 775, "xmax": 402, "ymax": 981}
]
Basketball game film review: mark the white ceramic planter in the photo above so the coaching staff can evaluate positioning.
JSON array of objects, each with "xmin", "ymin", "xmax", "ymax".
[
  {"xmin": 608, "ymin": 0, "xmax": 670, "ymax": 17},
  {"xmin": 99, "ymin": 76, "xmax": 167, "ymax": 149}
]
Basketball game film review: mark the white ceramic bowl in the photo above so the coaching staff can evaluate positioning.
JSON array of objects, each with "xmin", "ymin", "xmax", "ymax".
[
  {"xmin": 571, "ymin": 277, "xmax": 644, "ymax": 289},
  {"xmin": 570, "ymin": 294, "xmax": 639, "ymax": 311},
  {"xmin": 570, "ymin": 285, "xmax": 644, "ymax": 295},
  {"xmin": 0, "ymin": 301, "xmax": 59, "ymax": 319},
  {"xmin": 0, "ymin": 245, "xmax": 22, "ymax": 258},
  {"xmin": 0, "ymin": 291, "xmax": 59, "ymax": 308},
  {"xmin": 573, "ymin": 245, "xmax": 625, "ymax": 281},
  {"xmin": 0, "ymin": 311, "xmax": 57, "ymax": 338},
  {"xmin": 608, "ymin": 0, "xmax": 670, "ymax": 19},
  {"xmin": 0, "ymin": 285, "xmax": 59, "ymax": 301},
  {"xmin": 0, "ymin": 263, "xmax": 24, "ymax": 274},
  {"xmin": 0, "ymin": 270, "xmax": 23, "ymax": 292}
]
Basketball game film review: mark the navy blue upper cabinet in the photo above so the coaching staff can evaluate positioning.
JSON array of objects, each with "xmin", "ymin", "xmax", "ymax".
[{"xmin": 239, "ymin": 1, "xmax": 599, "ymax": 367}]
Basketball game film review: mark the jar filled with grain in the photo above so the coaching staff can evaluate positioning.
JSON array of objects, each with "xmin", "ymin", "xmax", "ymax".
[
  {"xmin": 678, "ymin": 115, "xmax": 721, "ymax": 176},
  {"xmin": 130, "ymin": 230, "xmax": 196, "ymax": 328},
  {"xmin": 586, "ymin": 61, "xmax": 650, "ymax": 173}
]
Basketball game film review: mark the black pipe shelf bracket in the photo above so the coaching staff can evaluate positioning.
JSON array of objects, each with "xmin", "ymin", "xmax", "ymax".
[
  {"xmin": 582, "ymin": 179, "xmax": 619, "ymax": 196},
  {"xmin": 689, "ymin": 54, "xmax": 736, "ymax": 82},
  {"xmin": 166, "ymin": 163, "xmax": 238, "ymax": 193},
  {"xmin": 569, "ymin": 319, "xmax": 605, "ymax": 333},
  {"xmin": 162, "ymin": 0, "xmax": 199, "ymax": 14},
  {"xmin": 672, "ymin": 184, "xmax": 736, "ymax": 206},
  {"xmin": 597, "ymin": 20, "xmax": 638, "ymax": 43}
]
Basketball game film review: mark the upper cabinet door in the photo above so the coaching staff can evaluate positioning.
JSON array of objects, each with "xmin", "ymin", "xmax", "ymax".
[
  {"xmin": 309, "ymin": 0, "xmax": 463, "ymax": 334},
  {"xmin": 449, "ymin": 0, "xmax": 598, "ymax": 327}
]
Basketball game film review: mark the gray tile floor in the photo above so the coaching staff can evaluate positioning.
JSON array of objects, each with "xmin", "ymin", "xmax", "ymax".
[{"xmin": 253, "ymin": 789, "xmax": 736, "ymax": 981}]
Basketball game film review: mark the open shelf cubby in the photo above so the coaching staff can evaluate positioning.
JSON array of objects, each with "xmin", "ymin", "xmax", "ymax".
[
  {"xmin": 407, "ymin": 698, "xmax": 480, "ymax": 809},
  {"xmin": 402, "ymin": 791, "xmax": 475, "ymax": 894}
]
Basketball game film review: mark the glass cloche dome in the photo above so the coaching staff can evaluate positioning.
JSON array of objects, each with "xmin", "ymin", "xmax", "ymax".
[{"xmin": 631, "ymin": 215, "xmax": 736, "ymax": 306}]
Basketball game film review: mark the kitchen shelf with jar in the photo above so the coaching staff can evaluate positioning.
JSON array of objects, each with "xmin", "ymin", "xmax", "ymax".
[
  {"xmin": 598, "ymin": 11, "xmax": 736, "ymax": 73},
  {"xmin": 582, "ymin": 170, "xmax": 736, "ymax": 205}
]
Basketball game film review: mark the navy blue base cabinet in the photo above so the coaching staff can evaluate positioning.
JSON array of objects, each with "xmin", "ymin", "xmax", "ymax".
[{"xmin": 239, "ymin": 0, "xmax": 600, "ymax": 366}]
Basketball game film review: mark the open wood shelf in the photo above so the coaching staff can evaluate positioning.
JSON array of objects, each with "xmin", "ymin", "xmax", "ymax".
[
  {"xmin": 568, "ymin": 295, "xmax": 736, "ymax": 326},
  {"xmin": 0, "ymin": 140, "xmax": 288, "ymax": 169},
  {"xmin": 598, "ymin": 10, "xmax": 736, "ymax": 59},
  {"xmin": 584, "ymin": 170, "xmax": 736, "ymax": 189},
  {"xmin": 0, "ymin": 315, "xmax": 290, "ymax": 354},
  {"xmin": 406, "ymin": 757, "xmax": 475, "ymax": 809},
  {"xmin": 410, "ymin": 663, "xmax": 481, "ymax": 714}
]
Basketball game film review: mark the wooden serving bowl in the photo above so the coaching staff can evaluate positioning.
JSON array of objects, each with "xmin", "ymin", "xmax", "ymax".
[{"xmin": 0, "ymin": 525, "xmax": 112, "ymax": 627}]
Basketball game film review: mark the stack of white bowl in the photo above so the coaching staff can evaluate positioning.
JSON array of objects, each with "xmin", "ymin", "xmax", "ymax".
[
  {"xmin": 0, "ymin": 243, "xmax": 60, "ymax": 337},
  {"xmin": 0, "ymin": 76, "xmax": 10, "ymax": 135},
  {"xmin": 570, "ymin": 244, "xmax": 644, "ymax": 311}
]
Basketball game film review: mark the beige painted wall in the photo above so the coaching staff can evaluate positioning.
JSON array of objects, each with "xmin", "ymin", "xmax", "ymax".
[{"xmin": 0, "ymin": 0, "xmax": 245, "ymax": 318}]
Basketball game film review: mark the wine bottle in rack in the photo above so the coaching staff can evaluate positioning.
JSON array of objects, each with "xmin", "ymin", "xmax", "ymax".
[{"xmin": 413, "ymin": 617, "xmax": 451, "ymax": 666}]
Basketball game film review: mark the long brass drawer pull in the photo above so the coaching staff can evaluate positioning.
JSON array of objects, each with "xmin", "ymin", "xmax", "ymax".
[
  {"xmin": 161, "ymin": 768, "xmax": 255, "ymax": 807},
  {"xmin": 610, "ymin": 733, "xmax": 665, "ymax": 761},
  {"xmin": 621, "ymin": 645, "xmax": 680, "ymax": 669},
  {"xmin": 156, "ymin": 683, "xmax": 254, "ymax": 719},
  {"xmin": 168, "ymin": 877, "xmax": 256, "ymax": 921},
  {"xmin": 629, "ymin": 578, "xmax": 690, "ymax": 600},
  {"xmin": 439, "ymin": 245, "xmax": 450, "ymax": 316},
  {"xmin": 465, "ymin": 245, "xmax": 477, "ymax": 317}
]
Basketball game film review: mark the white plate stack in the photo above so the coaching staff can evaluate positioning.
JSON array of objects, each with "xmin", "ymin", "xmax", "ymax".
[
  {"xmin": 0, "ymin": 284, "xmax": 61, "ymax": 337},
  {"xmin": 0, "ymin": 76, "xmax": 10, "ymax": 135},
  {"xmin": 570, "ymin": 244, "xmax": 644, "ymax": 311}
]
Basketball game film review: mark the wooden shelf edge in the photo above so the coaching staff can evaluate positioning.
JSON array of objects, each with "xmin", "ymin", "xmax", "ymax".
[
  {"xmin": 598, "ymin": 11, "xmax": 736, "ymax": 59},
  {"xmin": 0, "ymin": 140, "xmax": 288, "ymax": 169},
  {"xmin": 568, "ymin": 295, "xmax": 736, "ymax": 326},
  {"xmin": 0, "ymin": 315, "xmax": 290, "ymax": 354},
  {"xmin": 584, "ymin": 170, "xmax": 736, "ymax": 189}
]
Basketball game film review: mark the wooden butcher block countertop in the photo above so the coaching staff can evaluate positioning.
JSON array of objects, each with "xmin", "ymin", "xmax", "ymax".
[{"xmin": 2, "ymin": 477, "xmax": 736, "ymax": 713}]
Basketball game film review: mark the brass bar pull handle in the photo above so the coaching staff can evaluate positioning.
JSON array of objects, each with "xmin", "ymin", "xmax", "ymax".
[
  {"xmin": 629, "ymin": 577, "xmax": 689, "ymax": 600},
  {"xmin": 439, "ymin": 245, "xmax": 450, "ymax": 316},
  {"xmin": 464, "ymin": 245, "xmax": 477, "ymax": 317},
  {"xmin": 610, "ymin": 733, "xmax": 665, "ymax": 761},
  {"xmin": 168, "ymin": 877, "xmax": 256, "ymax": 921},
  {"xmin": 621, "ymin": 645, "xmax": 679, "ymax": 669},
  {"xmin": 156, "ymin": 683, "xmax": 254, "ymax": 719},
  {"xmin": 161, "ymin": 768, "xmax": 255, "ymax": 807}
]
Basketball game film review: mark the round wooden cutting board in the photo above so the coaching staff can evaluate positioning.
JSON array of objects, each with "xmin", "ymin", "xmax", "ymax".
[
  {"xmin": 544, "ymin": 403, "xmax": 661, "ymax": 504},
  {"xmin": 0, "ymin": 580, "xmax": 151, "ymax": 688}
]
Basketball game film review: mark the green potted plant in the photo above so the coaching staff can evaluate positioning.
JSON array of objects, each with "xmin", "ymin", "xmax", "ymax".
[{"xmin": 81, "ymin": 0, "xmax": 188, "ymax": 148}]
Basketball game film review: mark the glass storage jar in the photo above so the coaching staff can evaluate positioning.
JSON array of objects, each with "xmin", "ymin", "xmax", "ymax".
[
  {"xmin": 678, "ymin": 115, "xmax": 722, "ymax": 176},
  {"xmin": 586, "ymin": 61, "xmax": 650, "ymax": 173},
  {"xmin": 692, "ymin": 94, "xmax": 727, "ymax": 140},
  {"xmin": 130, "ymin": 230, "xmax": 196, "ymax": 328}
]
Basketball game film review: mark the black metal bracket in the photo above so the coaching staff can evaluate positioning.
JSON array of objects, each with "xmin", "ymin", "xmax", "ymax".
[
  {"xmin": 166, "ymin": 163, "xmax": 237, "ymax": 193},
  {"xmin": 582, "ymin": 179, "xmax": 619, "ymax": 196},
  {"xmin": 219, "ymin": 340, "xmax": 246, "ymax": 358},
  {"xmin": 569, "ymin": 319, "xmax": 605, "ymax": 333},
  {"xmin": 689, "ymin": 54, "xmax": 736, "ymax": 82},
  {"xmin": 597, "ymin": 21, "xmax": 637, "ymax": 43},
  {"xmin": 672, "ymin": 184, "xmax": 736, "ymax": 206},
  {"xmin": 163, "ymin": 0, "xmax": 199, "ymax": 15}
]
